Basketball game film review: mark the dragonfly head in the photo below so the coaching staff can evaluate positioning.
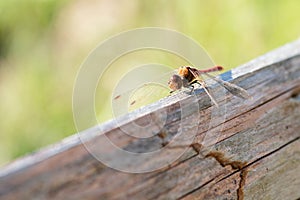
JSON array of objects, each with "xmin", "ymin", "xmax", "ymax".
[{"xmin": 168, "ymin": 74, "xmax": 189, "ymax": 91}]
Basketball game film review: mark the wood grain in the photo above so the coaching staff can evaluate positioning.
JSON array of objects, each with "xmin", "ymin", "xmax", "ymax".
[{"xmin": 0, "ymin": 39, "xmax": 300, "ymax": 200}]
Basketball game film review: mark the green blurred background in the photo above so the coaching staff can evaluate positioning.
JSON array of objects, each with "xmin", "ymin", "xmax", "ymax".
[{"xmin": 0, "ymin": 0, "xmax": 299, "ymax": 166}]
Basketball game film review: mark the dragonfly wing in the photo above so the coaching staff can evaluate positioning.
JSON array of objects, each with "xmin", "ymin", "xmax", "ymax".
[
  {"xmin": 203, "ymin": 73, "xmax": 251, "ymax": 99},
  {"xmin": 112, "ymin": 69, "xmax": 177, "ymax": 114},
  {"xmin": 128, "ymin": 83, "xmax": 170, "ymax": 111}
]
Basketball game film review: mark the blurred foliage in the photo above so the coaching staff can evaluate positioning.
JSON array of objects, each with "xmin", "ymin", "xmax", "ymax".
[{"xmin": 0, "ymin": 0, "xmax": 299, "ymax": 165}]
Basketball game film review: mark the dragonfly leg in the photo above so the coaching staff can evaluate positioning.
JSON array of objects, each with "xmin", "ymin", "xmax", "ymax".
[
  {"xmin": 195, "ymin": 80, "xmax": 219, "ymax": 107},
  {"xmin": 195, "ymin": 80, "xmax": 205, "ymax": 87},
  {"xmin": 189, "ymin": 85, "xmax": 195, "ymax": 94},
  {"xmin": 187, "ymin": 80, "xmax": 199, "ymax": 94}
]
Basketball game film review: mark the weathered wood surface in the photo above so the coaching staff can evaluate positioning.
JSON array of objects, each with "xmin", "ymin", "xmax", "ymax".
[{"xmin": 1, "ymin": 39, "xmax": 300, "ymax": 200}]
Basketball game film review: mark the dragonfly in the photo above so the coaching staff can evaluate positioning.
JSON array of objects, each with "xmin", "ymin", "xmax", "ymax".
[
  {"xmin": 168, "ymin": 66, "xmax": 250, "ymax": 107},
  {"xmin": 112, "ymin": 65, "xmax": 250, "ymax": 114}
]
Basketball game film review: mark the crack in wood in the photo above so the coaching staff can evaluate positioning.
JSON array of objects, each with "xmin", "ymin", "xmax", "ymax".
[
  {"xmin": 151, "ymin": 142, "xmax": 249, "ymax": 200},
  {"xmin": 205, "ymin": 151, "xmax": 247, "ymax": 200},
  {"xmin": 205, "ymin": 151, "xmax": 247, "ymax": 170},
  {"xmin": 204, "ymin": 137, "xmax": 300, "ymax": 200},
  {"xmin": 237, "ymin": 169, "xmax": 248, "ymax": 200}
]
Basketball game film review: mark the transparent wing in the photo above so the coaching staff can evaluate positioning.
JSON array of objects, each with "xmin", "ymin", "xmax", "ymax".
[
  {"xmin": 112, "ymin": 70, "xmax": 176, "ymax": 116},
  {"xmin": 128, "ymin": 83, "xmax": 170, "ymax": 111},
  {"xmin": 202, "ymin": 73, "xmax": 251, "ymax": 99}
]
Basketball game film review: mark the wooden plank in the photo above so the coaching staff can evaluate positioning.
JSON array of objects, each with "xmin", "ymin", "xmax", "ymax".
[
  {"xmin": 182, "ymin": 139, "xmax": 300, "ymax": 200},
  {"xmin": 0, "ymin": 39, "xmax": 300, "ymax": 200}
]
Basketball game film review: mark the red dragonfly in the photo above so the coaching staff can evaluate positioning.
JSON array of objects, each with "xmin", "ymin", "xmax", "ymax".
[
  {"xmin": 113, "ymin": 65, "xmax": 250, "ymax": 112},
  {"xmin": 168, "ymin": 66, "xmax": 250, "ymax": 106}
]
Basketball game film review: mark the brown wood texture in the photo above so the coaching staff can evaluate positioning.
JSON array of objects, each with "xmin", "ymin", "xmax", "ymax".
[{"xmin": 1, "ymin": 39, "xmax": 300, "ymax": 200}]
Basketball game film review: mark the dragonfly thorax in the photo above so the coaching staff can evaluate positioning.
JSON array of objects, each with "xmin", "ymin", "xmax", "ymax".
[{"xmin": 178, "ymin": 66, "xmax": 195, "ymax": 83}]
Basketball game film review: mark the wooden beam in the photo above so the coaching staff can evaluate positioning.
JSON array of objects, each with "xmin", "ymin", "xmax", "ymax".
[{"xmin": 1, "ymin": 39, "xmax": 300, "ymax": 200}]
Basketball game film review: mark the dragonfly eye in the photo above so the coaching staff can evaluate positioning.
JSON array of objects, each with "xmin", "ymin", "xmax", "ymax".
[{"xmin": 168, "ymin": 74, "xmax": 183, "ymax": 91}]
